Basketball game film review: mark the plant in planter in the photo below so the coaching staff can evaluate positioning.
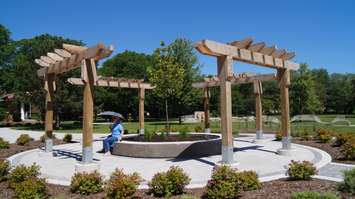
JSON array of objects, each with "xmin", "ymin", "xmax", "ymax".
[
  {"xmin": 63, "ymin": 133, "xmax": 72, "ymax": 143},
  {"xmin": 194, "ymin": 126, "xmax": 203, "ymax": 133},
  {"xmin": 179, "ymin": 127, "xmax": 189, "ymax": 139},
  {"xmin": 275, "ymin": 132, "xmax": 282, "ymax": 141}
]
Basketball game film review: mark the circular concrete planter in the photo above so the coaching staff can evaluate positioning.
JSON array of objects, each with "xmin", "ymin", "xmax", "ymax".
[{"xmin": 112, "ymin": 133, "xmax": 221, "ymax": 158}]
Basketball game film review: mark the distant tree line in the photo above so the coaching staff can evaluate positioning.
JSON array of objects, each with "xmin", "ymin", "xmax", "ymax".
[{"xmin": 0, "ymin": 24, "xmax": 354, "ymax": 125}]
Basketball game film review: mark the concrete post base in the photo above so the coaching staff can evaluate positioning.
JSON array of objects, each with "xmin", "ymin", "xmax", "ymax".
[
  {"xmin": 221, "ymin": 146, "xmax": 234, "ymax": 164},
  {"xmin": 256, "ymin": 130, "xmax": 263, "ymax": 140},
  {"xmin": 277, "ymin": 136, "xmax": 294, "ymax": 156},
  {"xmin": 75, "ymin": 162, "xmax": 100, "ymax": 173},
  {"xmin": 205, "ymin": 128, "xmax": 211, "ymax": 133},
  {"xmin": 139, "ymin": 128, "xmax": 144, "ymax": 136},
  {"xmin": 215, "ymin": 161, "xmax": 240, "ymax": 168},
  {"xmin": 82, "ymin": 146, "xmax": 93, "ymax": 163},
  {"xmin": 45, "ymin": 139, "xmax": 53, "ymax": 152}
]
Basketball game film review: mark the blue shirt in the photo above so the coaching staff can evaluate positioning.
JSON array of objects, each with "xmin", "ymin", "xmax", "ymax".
[{"xmin": 111, "ymin": 122, "xmax": 123, "ymax": 138}]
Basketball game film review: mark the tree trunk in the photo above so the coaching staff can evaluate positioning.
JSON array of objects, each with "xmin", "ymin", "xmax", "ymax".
[{"xmin": 165, "ymin": 99, "xmax": 170, "ymax": 133}]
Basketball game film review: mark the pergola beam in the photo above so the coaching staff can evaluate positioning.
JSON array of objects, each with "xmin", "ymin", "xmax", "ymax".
[
  {"xmin": 195, "ymin": 40, "xmax": 299, "ymax": 70},
  {"xmin": 67, "ymin": 77, "xmax": 154, "ymax": 89}
]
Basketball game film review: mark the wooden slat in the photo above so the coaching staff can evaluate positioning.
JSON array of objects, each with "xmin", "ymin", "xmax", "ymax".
[
  {"xmin": 259, "ymin": 45, "xmax": 276, "ymax": 55},
  {"xmin": 252, "ymin": 52, "xmax": 264, "ymax": 64},
  {"xmin": 272, "ymin": 49, "xmax": 287, "ymax": 58},
  {"xmin": 54, "ymin": 49, "xmax": 71, "ymax": 58},
  {"xmin": 35, "ymin": 59, "xmax": 50, "ymax": 67},
  {"xmin": 47, "ymin": 52, "xmax": 64, "ymax": 61},
  {"xmin": 248, "ymin": 42, "xmax": 266, "ymax": 52},
  {"xmin": 63, "ymin": 43, "xmax": 87, "ymax": 54},
  {"xmin": 230, "ymin": 37, "xmax": 253, "ymax": 48},
  {"xmin": 240, "ymin": 49, "xmax": 252, "ymax": 61},
  {"xmin": 281, "ymin": 52, "xmax": 296, "ymax": 60},
  {"xmin": 41, "ymin": 56, "xmax": 56, "ymax": 64}
]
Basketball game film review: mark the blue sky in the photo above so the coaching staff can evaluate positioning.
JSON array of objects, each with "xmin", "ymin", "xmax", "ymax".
[{"xmin": 2, "ymin": 0, "xmax": 354, "ymax": 75}]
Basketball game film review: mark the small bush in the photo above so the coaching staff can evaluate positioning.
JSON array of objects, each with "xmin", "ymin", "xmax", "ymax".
[
  {"xmin": 291, "ymin": 191, "xmax": 340, "ymax": 199},
  {"xmin": 286, "ymin": 160, "xmax": 318, "ymax": 180},
  {"xmin": 235, "ymin": 170, "xmax": 261, "ymax": 191},
  {"xmin": 338, "ymin": 168, "xmax": 355, "ymax": 195},
  {"xmin": 334, "ymin": 134, "xmax": 352, "ymax": 147},
  {"xmin": 148, "ymin": 166, "xmax": 190, "ymax": 197},
  {"xmin": 144, "ymin": 129, "xmax": 154, "ymax": 141},
  {"xmin": 194, "ymin": 126, "xmax": 203, "ymax": 133},
  {"xmin": 340, "ymin": 141, "xmax": 355, "ymax": 160},
  {"xmin": 14, "ymin": 177, "xmax": 48, "ymax": 199},
  {"xmin": 0, "ymin": 160, "xmax": 11, "ymax": 181},
  {"xmin": 300, "ymin": 130, "xmax": 313, "ymax": 141},
  {"xmin": 105, "ymin": 169, "xmax": 141, "ymax": 199},
  {"xmin": 70, "ymin": 171, "xmax": 103, "ymax": 195},
  {"xmin": 316, "ymin": 129, "xmax": 333, "ymax": 143},
  {"xmin": 179, "ymin": 127, "xmax": 189, "ymax": 139},
  {"xmin": 16, "ymin": 134, "xmax": 34, "ymax": 145},
  {"xmin": 204, "ymin": 165, "xmax": 261, "ymax": 199},
  {"xmin": 0, "ymin": 137, "xmax": 10, "ymax": 149},
  {"xmin": 63, "ymin": 133, "xmax": 72, "ymax": 143},
  {"xmin": 9, "ymin": 164, "xmax": 40, "ymax": 188},
  {"xmin": 275, "ymin": 132, "xmax": 282, "ymax": 141}
]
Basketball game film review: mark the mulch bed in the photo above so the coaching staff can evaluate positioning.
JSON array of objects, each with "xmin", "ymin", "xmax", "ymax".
[
  {"xmin": 293, "ymin": 139, "xmax": 355, "ymax": 165},
  {"xmin": 0, "ymin": 139, "xmax": 65, "ymax": 161}
]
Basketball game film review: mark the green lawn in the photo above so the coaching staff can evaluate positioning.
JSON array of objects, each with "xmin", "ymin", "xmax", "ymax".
[{"xmin": 11, "ymin": 114, "xmax": 355, "ymax": 135}]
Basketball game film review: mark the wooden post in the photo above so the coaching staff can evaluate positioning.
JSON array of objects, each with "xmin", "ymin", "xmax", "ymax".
[
  {"xmin": 254, "ymin": 80, "xmax": 263, "ymax": 139},
  {"xmin": 203, "ymin": 87, "xmax": 211, "ymax": 133},
  {"xmin": 218, "ymin": 55, "xmax": 234, "ymax": 164},
  {"xmin": 138, "ymin": 88, "xmax": 145, "ymax": 135},
  {"xmin": 277, "ymin": 69, "xmax": 292, "ymax": 155},
  {"xmin": 44, "ymin": 73, "xmax": 55, "ymax": 152},
  {"xmin": 81, "ymin": 59, "xmax": 95, "ymax": 163}
]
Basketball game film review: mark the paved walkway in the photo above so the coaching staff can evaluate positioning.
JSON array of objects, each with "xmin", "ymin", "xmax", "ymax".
[{"xmin": 1, "ymin": 127, "xmax": 354, "ymax": 188}]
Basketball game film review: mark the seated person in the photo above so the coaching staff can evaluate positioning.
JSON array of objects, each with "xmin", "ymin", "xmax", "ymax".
[{"xmin": 102, "ymin": 115, "xmax": 124, "ymax": 155}]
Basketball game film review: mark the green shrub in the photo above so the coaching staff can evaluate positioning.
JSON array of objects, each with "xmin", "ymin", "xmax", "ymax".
[
  {"xmin": 286, "ymin": 160, "xmax": 317, "ymax": 180},
  {"xmin": 9, "ymin": 164, "xmax": 40, "ymax": 188},
  {"xmin": 14, "ymin": 177, "xmax": 48, "ymax": 199},
  {"xmin": 340, "ymin": 141, "xmax": 355, "ymax": 160},
  {"xmin": 148, "ymin": 166, "xmax": 190, "ymax": 197},
  {"xmin": 275, "ymin": 132, "xmax": 282, "ymax": 141},
  {"xmin": 0, "ymin": 160, "xmax": 11, "ymax": 181},
  {"xmin": 235, "ymin": 170, "xmax": 261, "ymax": 191},
  {"xmin": 194, "ymin": 126, "xmax": 203, "ymax": 133},
  {"xmin": 63, "ymin": 133, "xmax": 72, "ymax": 143},
  {"xmin": 316, "ymin": 129, "xmax": 333, "ymax": 143},
  {"xmin": 338, "ymin": 168, "xmax": 355, "ymax": 195},
  {"xmin": 144, "ymin": 129, "xmax": 154, "ymax": 141},
  {"xmin": 334, "ymin": 134, "xmax": 353, "ymax": 147},
  {"xmin": 179, "ymin": 127, "xmax": 189, "ymax": 139},
  {"xmin": 204, "ymin": 165, "xmax": 261, "ymax": 199},
  {"xmin": 16, "ymin": 134, "xmax": 34, "ymax": 145},
  {"xmin": 291, "ymin": 191, "xmax": 340, "ymax": 199},
  {"xmin": 70, "ymin": 171, "xmax": 103, "ymax": 195},
  {"xmin": 105, "ymin": 169, "xmax": 141, "ymax": 199},
  {"xmin": 300, "ymin": 130, "xmax": 313, "ymax": 141},
  {"xmin": 0, "ymin": 137, "xmax": 10, "ymax": 149}
]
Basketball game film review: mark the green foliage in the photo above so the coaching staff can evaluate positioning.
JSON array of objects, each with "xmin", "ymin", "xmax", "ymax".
[
  {"xmin": 179, "ymin": 127, "xmax": 189, "ymax": 139},
  {"xmin": 63, "ymin": 133, "xmax": 72, "ymax": 143},
  {"xmin": 204, "ymin": 165, "xmax": 261, "ymax": 199},
  {"xmin": 105, "ymin": 169, "xmax": 141, "ymax": 199},
  {"xmin": 300, "ymin": 130, "xmax": 313, "ymax": 141},
  {"xmin": 275, "ymin": 132, "xmax": 282, "ymax": 141},
  {"xmin": 334, "ymin": 133, "xmax": 353, "ymax": 147},
  {"xmin": 148, "ymin": 166, "xmax": 190, "ymax": 197},
  {"xmin": 194, "ymin": 126, "xmax": 203, "ymax": 133},
  {"xmin": 70, "ymin": 171, "xmax": 103, "ymax": 195},
  {"xmin": 144, "ymin": 129, "xmax": 154, "ymax": 141},
  {"xmin": 338, "ymin": 168, "xmax": 355, "ymax": 195},
  {"xmin": 14, "ymin": 177, "xmax": 48, "ymax": 199},
  {"xmin": 286, "ymin": 160, "xmax": 318, "ymax": 180},
  {"xmin": 340, "ymin": 141, "xmax": 355, "ymax": 160},
  {"xmin": 9, "ymin": 164, "xmax": 40, "ymax": 188},
  {"xmin": 0, "ymin": 137, "xmax": 10, "ymax": 149},
  {"xmin": 316, "ymin": 129, "xmax": 333, "ymax": 143},
  {"xmin": 16, "ymin": 134, "xmax": 33, "ymax": 145},
  {"xmin": 291, "ymin": 191, "xmax": 340, "ymax": 199},
  {"xmin": 0, "ymin": 160, "xmax": 11, "ymax": 181}
]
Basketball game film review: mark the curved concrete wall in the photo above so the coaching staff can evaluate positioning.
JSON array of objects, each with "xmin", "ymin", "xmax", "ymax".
[{"xmin": 112, "ymin": 133, "xmax": 221, "ymax": 158}]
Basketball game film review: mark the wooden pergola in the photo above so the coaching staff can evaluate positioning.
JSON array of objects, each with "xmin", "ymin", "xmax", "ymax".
[
  {"xmin": 67, "ymin": 76, "xmax": 154, "ymax": 136},
  {"xmin": 195, "ymin": 38, "xmax": 299, "ymax": 164},
  {"xmin": 192, "ymin": 73, "xmax": 277, "ymax": 140},
  {"xmin": 35, "ymin": 43, "xmax": 153, "ymax": 167}
]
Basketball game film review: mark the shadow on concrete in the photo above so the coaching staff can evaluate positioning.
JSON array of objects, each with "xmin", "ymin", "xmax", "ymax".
[
  {"xmin": 167, "ymin": 157, "xmax": 216, "ymax": 167},
  {"xmin": 52, "ymin": 149, "xmax": 100, "ymax": 161},
  {"xmin": 234, "ymin": 145, "xmax": 276, "ymax": 154}
]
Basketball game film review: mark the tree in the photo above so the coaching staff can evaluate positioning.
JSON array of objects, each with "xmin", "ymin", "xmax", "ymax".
[
  {"xmin": 290, "ymin": 63, "xmax": 322, "ymax": 115},
  {"xmin": 148, "ymin": 43, "xmax": 184, "ymax": 131}
]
